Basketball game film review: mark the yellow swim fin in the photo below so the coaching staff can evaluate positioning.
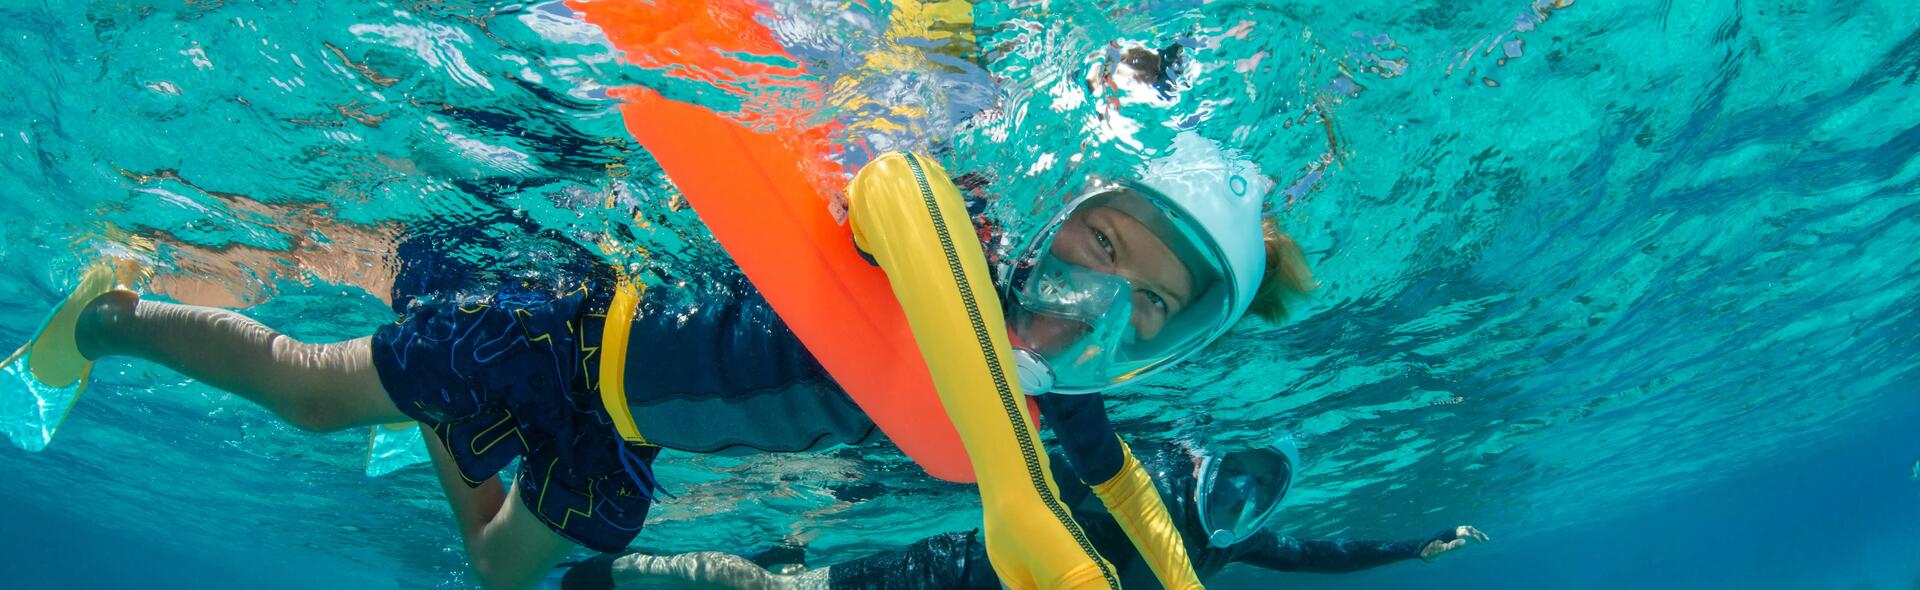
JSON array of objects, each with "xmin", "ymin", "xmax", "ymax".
[{"xmin": 1, "ymin": 262, "xmax": 135, "ymax": 451}]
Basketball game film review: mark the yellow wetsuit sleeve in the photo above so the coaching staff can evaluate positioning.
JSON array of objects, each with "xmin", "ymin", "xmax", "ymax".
[
  {"xmin": 1090, "ymin": 441, "xmax": 1205, "ymax": 590},
  {"xmin": 847, "ymin": 152, "xmax": 1120, "ymax": 590}
]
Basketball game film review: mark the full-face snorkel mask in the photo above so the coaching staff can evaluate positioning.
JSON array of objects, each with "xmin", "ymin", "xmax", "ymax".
[
  {"xmin": 1194, "ymin": 432, "xmax": 1300, "ymax": 548},
  {"xmin": 1002, "ymin": 132, "xmax": 1272, "ymax": 395}
]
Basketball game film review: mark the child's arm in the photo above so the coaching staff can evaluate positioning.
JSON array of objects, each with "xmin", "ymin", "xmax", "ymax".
[
  {"xmin": 1035, "ymin": 392, "xmax": 1203, "ymax": 590},
  {"xmin": 423, "ymin": 431, "xmax": 578, "ymax": 590}
]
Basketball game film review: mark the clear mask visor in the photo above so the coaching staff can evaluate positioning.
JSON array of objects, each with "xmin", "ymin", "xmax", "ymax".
[
  {"xmin": 1005, "ymin": 184, "xmax": 1236, "ymax": 393},
  {"xmin": 1195, "ymin": 446, "xmax": 1294, "ymax": 548}
]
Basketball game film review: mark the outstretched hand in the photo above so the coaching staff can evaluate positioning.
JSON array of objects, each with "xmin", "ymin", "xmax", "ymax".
[{"xmin": 1420, "ymin": 525, "xmax": 1490, "ymax": 561}]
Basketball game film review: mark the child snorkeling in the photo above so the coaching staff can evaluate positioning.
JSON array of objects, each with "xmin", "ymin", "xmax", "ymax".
[
  {"xmin": 5, "ymin": 0, "xmax": 1333, "ymax": 585},
  {"xmin": 3, "ymin": 130, "xmax": 1315, "ymax": 590}
]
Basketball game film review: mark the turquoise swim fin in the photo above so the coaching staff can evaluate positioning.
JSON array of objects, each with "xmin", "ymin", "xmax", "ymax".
[
  {"xmin": 1, "ymin": 263, "xmax": 125, "ymax": 451},
  {"xmin": 0, "ymin": 345, "xmax": 91, "ymax": 452},
  {"xmin": 365, "ymin": 421, "xmax": 431, "ymax": 476}
]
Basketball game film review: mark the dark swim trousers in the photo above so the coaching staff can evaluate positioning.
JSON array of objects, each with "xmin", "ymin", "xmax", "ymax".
[{"xmin": 369, "ymin": 285, "xmax": 661, "ymax": 553}]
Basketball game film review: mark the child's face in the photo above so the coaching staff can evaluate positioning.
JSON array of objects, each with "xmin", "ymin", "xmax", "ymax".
[{"xmin": 1048, "ymin": 204, "xmax": 1194, "ymax": 340}]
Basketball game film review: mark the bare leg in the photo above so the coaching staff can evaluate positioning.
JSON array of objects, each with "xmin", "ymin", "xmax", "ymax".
[
  {"xmin": 607, "ymin": 551, "xmax": 824, "ymax": 590},
  {"xmin": 423, "ymin": 431, "xmax": 576, "ymax": 590},
  {"xmin": 72, "ymin": 290, "xmax": 406, "ymax": 432}
]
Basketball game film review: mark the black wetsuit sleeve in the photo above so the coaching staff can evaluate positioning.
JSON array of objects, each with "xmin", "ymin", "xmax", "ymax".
[
  {"xmin": 1033, "ymin": 392, "xmax": 1127, "ymax": 485},
  {"xmin": 1229, "ymin": 532, "xmax": 1431, "ymax": 574},
  {"xmin": 1047, "ymin": 448, "xmax": 1098, "ymax": 509}
]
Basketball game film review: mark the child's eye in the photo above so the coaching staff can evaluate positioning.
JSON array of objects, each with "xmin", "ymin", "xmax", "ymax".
[
  {"xmin": 1143, "ymin": 290, "xmax": 1168, "ymax": 312},
  {"xmin": 1094, "ymin": 229, "xmax": 1115, "ymax": 261}
]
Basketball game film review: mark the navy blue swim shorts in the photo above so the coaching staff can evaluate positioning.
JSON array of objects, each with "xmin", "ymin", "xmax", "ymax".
[{"xmin": 370, "ymin": 284, "xmax": 660, "ymax": 553}]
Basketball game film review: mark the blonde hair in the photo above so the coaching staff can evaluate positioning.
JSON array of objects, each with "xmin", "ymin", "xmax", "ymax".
[{"xmin": 1247, "ymin": 217, "xmax": 1317, "ymax": 324}]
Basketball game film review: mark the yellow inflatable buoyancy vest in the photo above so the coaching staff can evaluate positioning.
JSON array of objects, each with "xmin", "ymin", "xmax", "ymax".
[{"xmin": 846, "ymin": 152, "xmax": 1204, "ymax": 590}]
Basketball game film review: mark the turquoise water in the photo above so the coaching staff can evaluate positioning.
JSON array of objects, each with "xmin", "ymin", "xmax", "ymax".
[{"xmin": 2, "ymin": 0, "xmax": 1918, "ymax": 588}]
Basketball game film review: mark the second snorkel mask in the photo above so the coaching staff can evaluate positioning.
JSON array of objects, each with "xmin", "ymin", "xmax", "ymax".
[{"xmin": 1194, "ymin": 432, "xmax": 1301, "ymax": 548}]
